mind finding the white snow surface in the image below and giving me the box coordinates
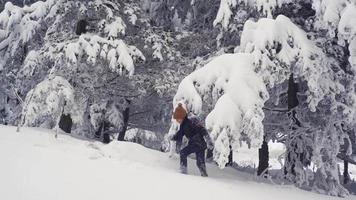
[1,125,355,200]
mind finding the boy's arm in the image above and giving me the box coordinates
[172,128,184,153]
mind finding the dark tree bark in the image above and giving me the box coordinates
[59,114,72,133]
[76,19,87,35]
[226,145,233,166]
[103,130,111,144]
[343,160,350,184]
[118,99,131,141]
[284,74,301,177]
[257,136,269,176]
[287,75,299,111]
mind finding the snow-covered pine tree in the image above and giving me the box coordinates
[209,0,356,195]
[312,0,356,187]
[0,0,209,143]
[0,0,152,140]
[239,14,355,196]
[170,13,355,196]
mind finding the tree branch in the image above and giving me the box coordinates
[262,107,288,113]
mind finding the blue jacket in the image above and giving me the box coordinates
[172,117,208,150]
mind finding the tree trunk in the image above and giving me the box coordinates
[257,136,269,176]
[284,74,301,177]
[343,160,350,184]
[76,19,88,35]
[118,99,131,141]
[226,146,233,166]
[103,132,111,144]
[59,114,72,133]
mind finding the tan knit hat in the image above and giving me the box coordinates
[173,103,187,120]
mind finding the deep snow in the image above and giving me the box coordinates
[0,125,355,200]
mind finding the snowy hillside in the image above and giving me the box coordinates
[0,125,355,200]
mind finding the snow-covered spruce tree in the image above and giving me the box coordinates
[0,0,200,143]
[0,1,57,126]
[312,0,356,186]
[240,15,356,196]
[211,1,316,172]
[213,0,356,194]
[0,0,154,140]
[170,14,354,196]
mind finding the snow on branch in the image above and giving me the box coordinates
[0,1,56,69]
[313,0,356,73]
[337,3,356,73]
[213,0,293,29]
[104,17,126,38]
[64,34,145,76]
[312,0,349,37]
[213,0,238,29]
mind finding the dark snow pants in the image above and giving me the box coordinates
[180,143,206,169]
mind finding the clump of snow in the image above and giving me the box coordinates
[18,50,41,77]
[213,0,238,29]
[337,3,356,73]
[152,42,164,61]
[104,17,126,38]
[124,6,139,25]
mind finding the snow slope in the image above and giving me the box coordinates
[0,125,355,200]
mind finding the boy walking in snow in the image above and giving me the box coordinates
[171,103,214,177]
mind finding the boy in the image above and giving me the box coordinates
[171,103,213,176]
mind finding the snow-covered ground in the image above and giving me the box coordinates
[0,125,355,200]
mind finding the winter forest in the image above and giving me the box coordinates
[0,0,356,199]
